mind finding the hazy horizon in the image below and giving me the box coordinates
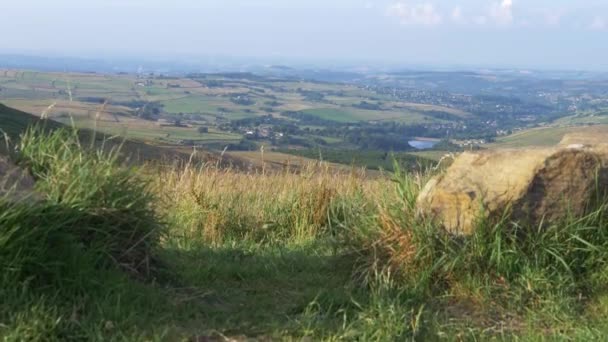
[2,0,608,71]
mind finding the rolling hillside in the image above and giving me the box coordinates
[0,102,230,165]
[0,103,61,139]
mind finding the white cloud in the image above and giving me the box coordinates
[543,11,563,27]
[451,6,465,24]
[387,2,442,26]
[489,0,514,26]
[589,16,607,30]
[385,1,607,31]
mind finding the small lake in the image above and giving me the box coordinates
[409,140,438,150]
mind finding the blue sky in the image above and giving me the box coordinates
[2,0,607,70]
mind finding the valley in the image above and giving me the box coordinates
[3,67,607,170]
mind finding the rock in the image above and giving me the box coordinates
[0,156,36,201]
[417,146,608,235]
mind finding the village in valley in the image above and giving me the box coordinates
[2,61,607,170]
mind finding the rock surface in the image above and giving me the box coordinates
[0,156,36,201]
[417,145,608,235]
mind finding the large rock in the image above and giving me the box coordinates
[0,156,36,201]
[417,145,608,235]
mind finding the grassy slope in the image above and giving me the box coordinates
[4,126,608,340]
[554,109,608,126]
[280,148,433,172]
[490,126,576,148]
[0,102,229,165]
[0,103,61,139]
[489,123,608,149]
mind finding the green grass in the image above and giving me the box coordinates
[491,126,575,148]
[160,96,222,114]
[0,126,169,340]
[4,127,608,339]
[301,107,433,124]
[554,110,608,125]
[56,117,242,144]
[301,108,361,123]
[5,79,608,339]
[280,148,433,171]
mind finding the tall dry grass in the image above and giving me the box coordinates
[154,162,394,248]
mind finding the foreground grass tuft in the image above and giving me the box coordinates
[16,125,162,277]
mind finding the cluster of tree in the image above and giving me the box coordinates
[282,111,342,127]
[82,99,164,120]
[219,109,501,151]
[273,136,314,148]
[226,139,259,151]
[78,96,107,104]
[225,113,414,151]
[111,100,149,108]
[203,139,259,152]
[467,94,554,123]
[422,110,463,121]
[264,100,282,107]
[344,131,413,151]
[259,107,276,113]
[230,95,255,106]
[353,101,382,110]
[188,72,277,83]
[135,102,164,120]
[297,89,325,102]
[221,115,301,139]
[156,75,179,80]
[431,139,463,152]
[280,148,433,172]
[249,87,266,94]
[201,80,224,88]
[318,119,497,141]
[224,114,288,129]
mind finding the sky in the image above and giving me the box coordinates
[2,0,607,70]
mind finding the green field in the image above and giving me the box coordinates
[160,96,225,114]
[301,108,360,122]
[281,148,433,171]
[490,126,577,148]
[301,107,432,123]
[2,69,468,124]
[9,68,604,168]
[553,110,608,126]
[54,116,242,144]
